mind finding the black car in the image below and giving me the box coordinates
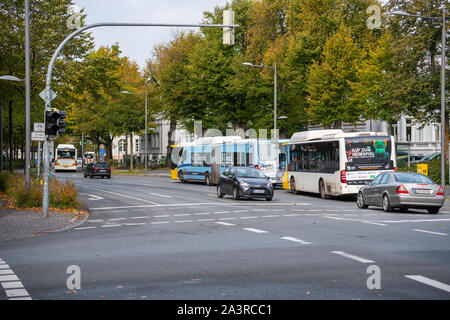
[84,162,111,179]
[217,166,274,201]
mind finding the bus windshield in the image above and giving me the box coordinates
[345,136,394,171]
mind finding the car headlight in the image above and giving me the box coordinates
[266,182,273,188]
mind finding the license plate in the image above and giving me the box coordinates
[414,189,431,194]
[100,170,106,172]
[253,189,265,194]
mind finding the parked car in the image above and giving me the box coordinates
[217,166,274,201]
[411,152,440,164]
[83,162,111,179]
[357,171,444,214]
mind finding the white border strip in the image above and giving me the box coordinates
[332,251,375,264]
[405,275,450,293]
[0,258,31,300]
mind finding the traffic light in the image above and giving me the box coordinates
[57,110,67,135]
[45,110,60,136]
[223,9,235,46]
[45,110,67,136]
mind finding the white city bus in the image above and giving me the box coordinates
[286,130,397,198]
[55,144,78,171]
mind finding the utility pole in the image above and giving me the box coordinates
[25,0,31,190]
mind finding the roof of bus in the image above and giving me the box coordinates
[289,130,390,143]
[56,144,76,149]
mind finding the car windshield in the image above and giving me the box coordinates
[394,173,434,184]
[235,167,266,178]
[95,163,109,168]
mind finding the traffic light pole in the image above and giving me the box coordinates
[41,20,238,218]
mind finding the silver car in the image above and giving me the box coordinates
[357,172,445,214]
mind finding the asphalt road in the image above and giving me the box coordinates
[1,172,449,300]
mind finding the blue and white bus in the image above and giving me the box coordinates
[176,136,289,186]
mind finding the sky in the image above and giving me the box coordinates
[73,0,230,69]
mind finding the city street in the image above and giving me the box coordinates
[1,172,449,300]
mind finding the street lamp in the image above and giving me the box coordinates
[388,8,447,187]
[242,62,278,135]
[121,78,150,175]
[0,75,24,173]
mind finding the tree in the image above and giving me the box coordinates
[306,23,363,128]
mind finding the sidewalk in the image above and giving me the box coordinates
[0,196,89,242]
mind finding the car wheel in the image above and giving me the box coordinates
[178,171,185,183]
[89,174,93,179]
[217,184,224,198]
[319,179,327,199]
[428,208,439,214]
[205,173,211,186]
[357,192,368,209]
[382,194,393,212]
[232,186,240,200]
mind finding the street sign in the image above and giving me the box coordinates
[100,148,106,156]
[34,123,45,132]
[31,131,45,141]
[39,89,57,102]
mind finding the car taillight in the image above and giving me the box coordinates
[396,185,409,194]
[106,167,111,171]
[254,165,260,170]
[394,167,398,172]
[93,167,99,170]
[340,170,346,184]
[437,186,444,196]
[55,161,59,165]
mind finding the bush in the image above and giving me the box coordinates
[5,175,79,209]
[0,172,9,192]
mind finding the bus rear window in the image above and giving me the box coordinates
[57,150,75,159]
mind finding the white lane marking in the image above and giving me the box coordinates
[193,212,211,215]
[324,216,345,220]
[75,227,97,230]
[131,216,149,219]
[219,217,237,220]
[1,281,24,289]
[214,211,230,214]
[153,215,169,218]
[197,219,215,222]
[90,188,160,205]
[240,216,258,219]
[174,214,191,217]
[243,228,269,234]
[233,210,249,213]
[125,223,147,226]
[175,220,194,223]
[109,218,126,221]
[101,224,121,228]
[413,229,447,236]
[405,275,450,293]
[87,194,104,201]
[9,297,32,300]
[6,288,30,298]
[90,202,223,210]
[0,264,11,269]
[88,219,104,223]
[0,269,14,275]
[0,275,19,282]
[332,251,375,264]
[262,215,280,218]
[379,218,450,223]
[283,214,302,217]
[132,209,146,212]
[149,192,172,198]
[280,236,311,245]
[111,210,128,213]
[151,221,169,225]
[216,222,235,226]
[362,221,388,226]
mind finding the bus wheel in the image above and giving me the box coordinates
[205,173,211,186]
[290,177,296,194]
[319,179,327,199]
